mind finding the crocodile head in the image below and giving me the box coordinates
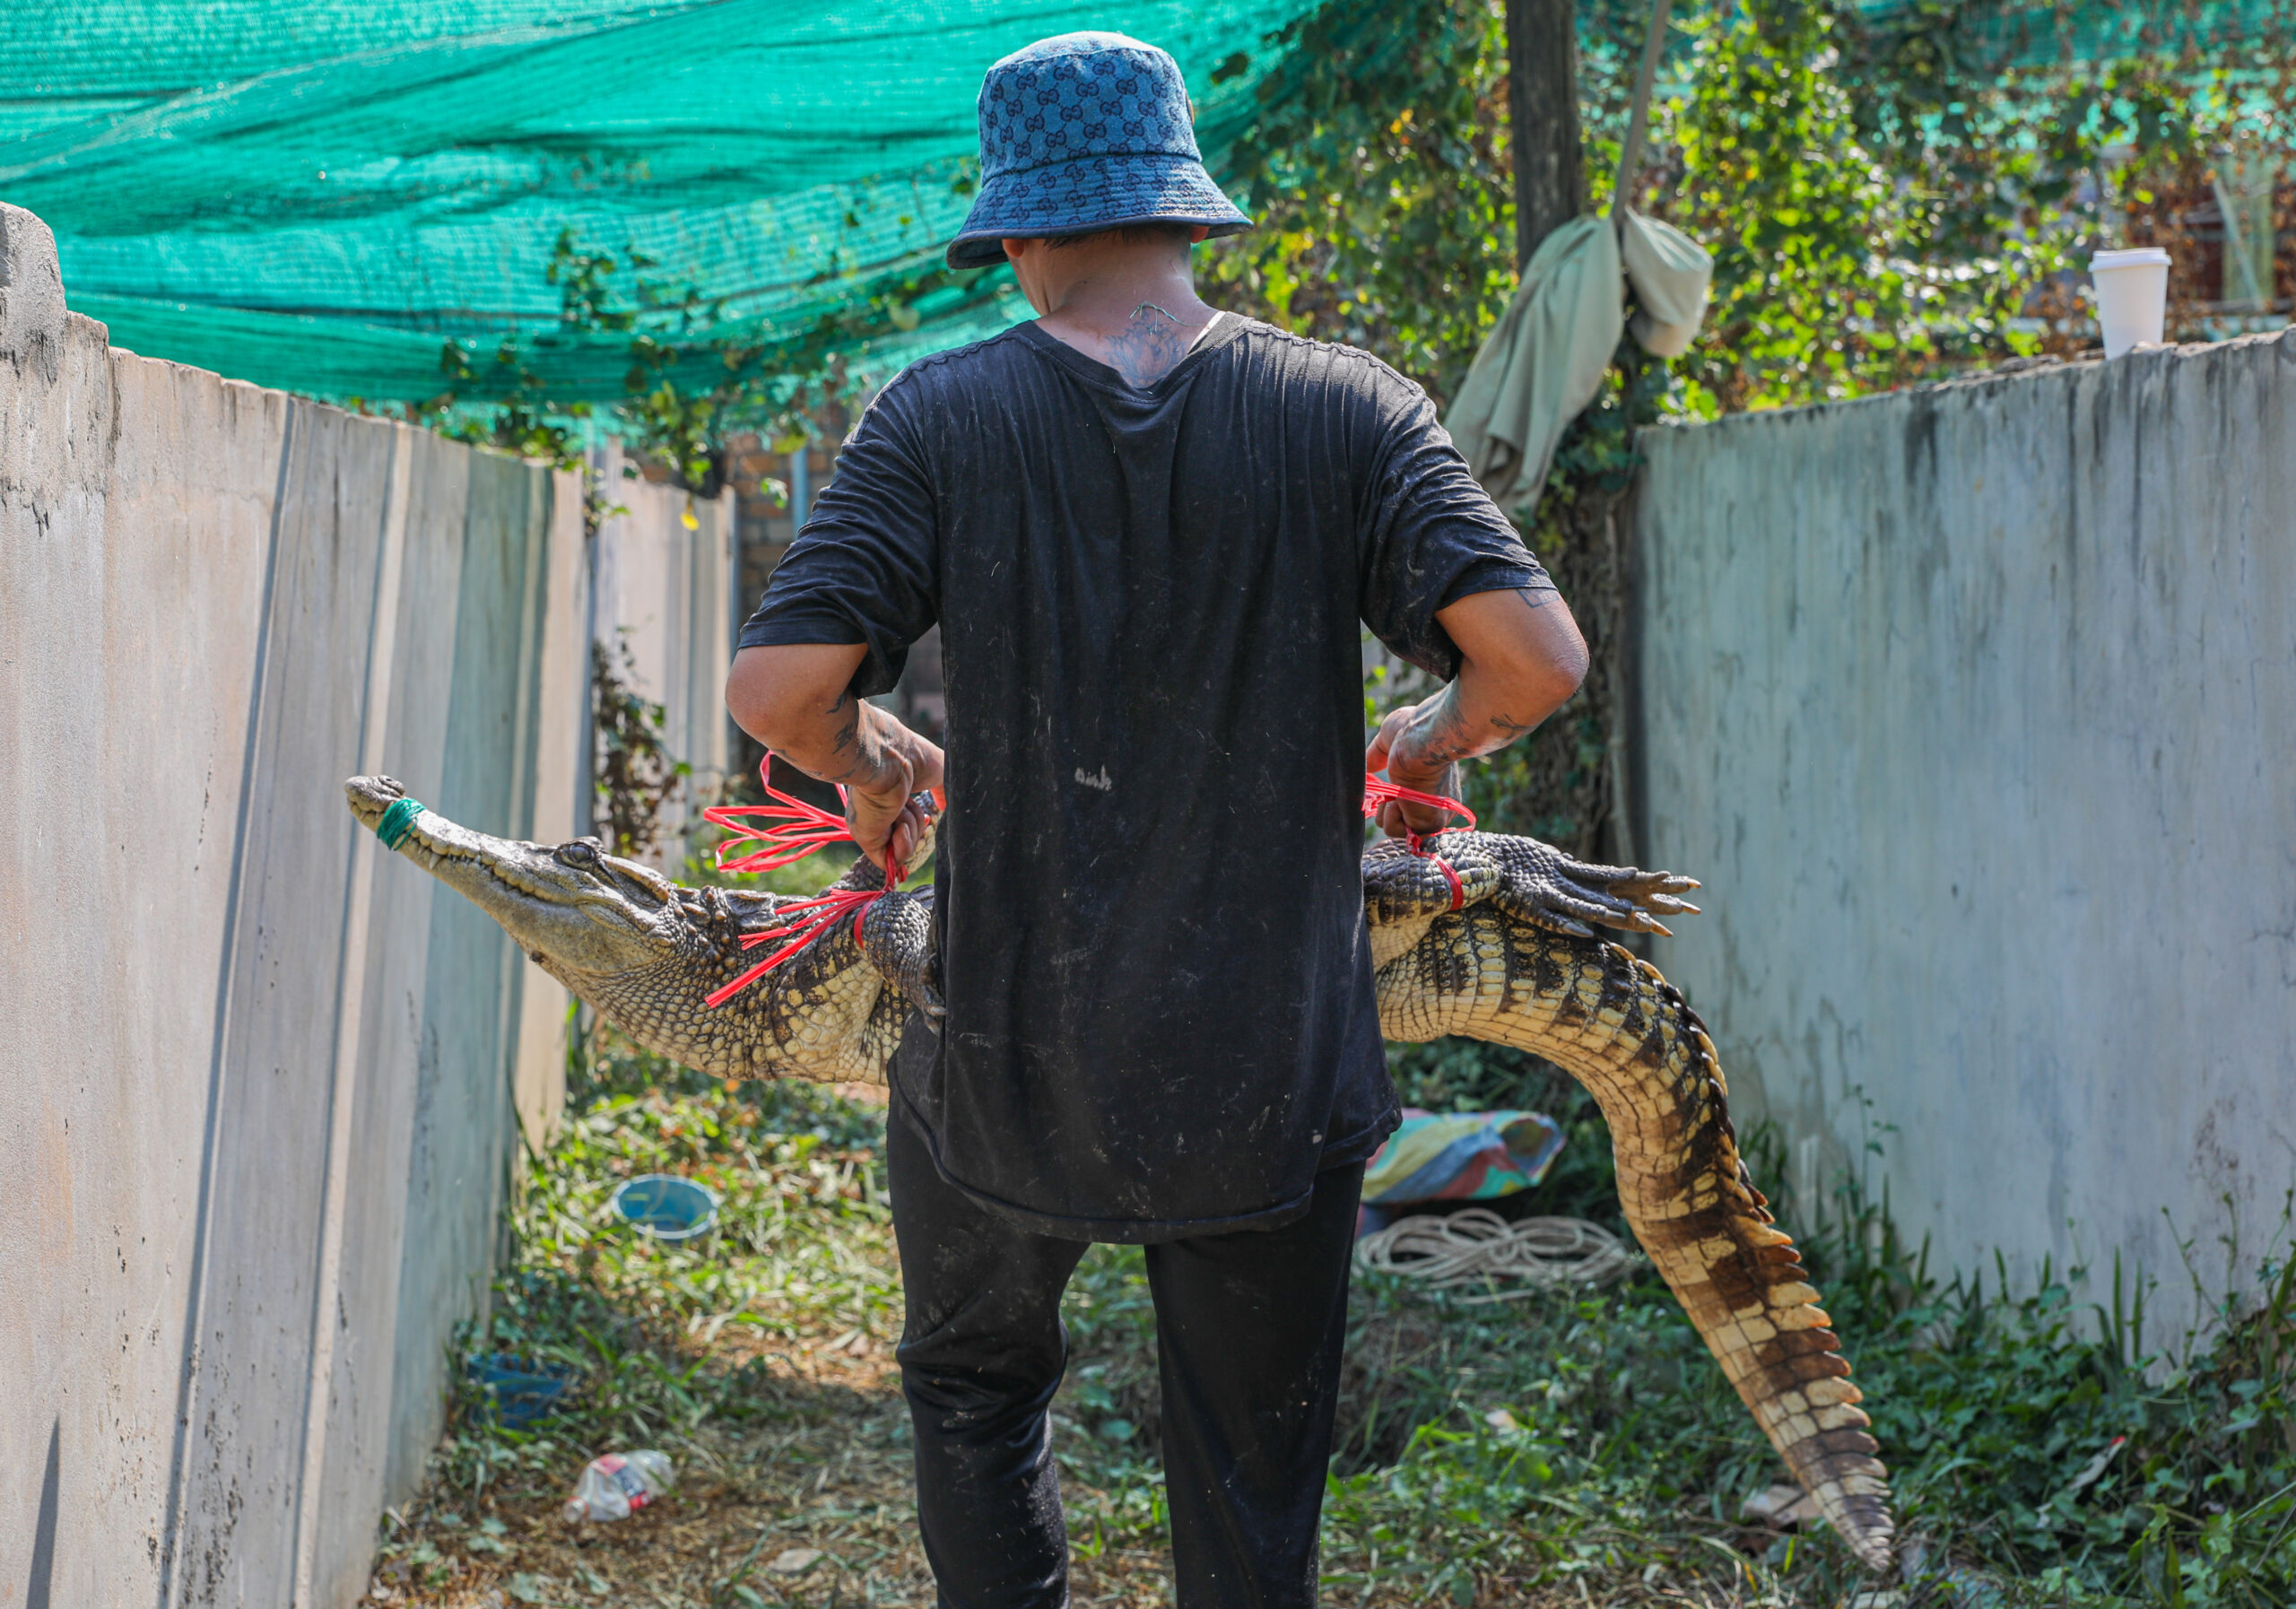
[345,774,690,980]
[344,775,935,1083]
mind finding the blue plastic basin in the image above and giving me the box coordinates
[611,1173,719,1241]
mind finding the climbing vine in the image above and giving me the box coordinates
[1208,0,2295,858]
[590,633,688,860]
[421,220,1004,493]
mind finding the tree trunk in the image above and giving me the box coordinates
[1507,0,1586,268]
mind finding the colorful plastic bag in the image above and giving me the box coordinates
[1357,1109,1566,1236]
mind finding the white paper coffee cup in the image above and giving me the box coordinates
[2090,247,2170,358]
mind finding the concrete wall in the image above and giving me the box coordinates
[1631,331,2296,1347]
[0,204,721,1605]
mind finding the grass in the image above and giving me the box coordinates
[367,1031,2296,1608]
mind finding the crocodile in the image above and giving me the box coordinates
[344,774,1895,1571]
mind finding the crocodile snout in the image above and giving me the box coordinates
[344,774,407,831]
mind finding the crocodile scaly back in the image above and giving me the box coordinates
[1376,899,1896,1572]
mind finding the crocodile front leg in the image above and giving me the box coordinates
[1363,830,1700,969]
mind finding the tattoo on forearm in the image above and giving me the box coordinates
[825,692,859,761]
[1402,683,1479,768]
[1397,683,1539,772]
[789,698,914,795]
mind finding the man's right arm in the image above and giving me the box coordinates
[1364,586,1589,838]
[726,643,944,875]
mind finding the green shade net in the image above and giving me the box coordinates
[0,0,1325,403]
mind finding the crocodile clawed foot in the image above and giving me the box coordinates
[1483,835,1703,938]
[857,889,942,1017]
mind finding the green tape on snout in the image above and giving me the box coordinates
[375,796,425,850]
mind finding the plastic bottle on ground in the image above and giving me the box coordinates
[561,1449,674,1522]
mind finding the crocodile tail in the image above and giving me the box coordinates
[1376,907,1897,1573]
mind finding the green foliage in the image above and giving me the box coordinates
[552,230,763,495]
[1219,0,2296,429]
[426,339,595,473]
[434,1037,893,1501]
[1825,1201,2296,1597]
[1205,0,1518,405]
[1663,0,2049,413]
[589,632,687,860]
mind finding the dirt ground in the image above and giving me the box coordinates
[357,1066,1875,1609]
[369,1326,1229,1609]
[367,1077,1201,1609]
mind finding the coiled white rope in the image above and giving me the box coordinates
[1354,1208,1639,1301]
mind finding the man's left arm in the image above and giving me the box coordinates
[1364,587,1587,837]
[1355,376,1588,837]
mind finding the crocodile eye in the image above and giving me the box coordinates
[556,839,604,870]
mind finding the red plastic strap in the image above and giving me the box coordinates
[1362,772,1475,857]
[701,755,857,874]
[702,754,912,1010]
[1362,774,1475,831]
[703,885,888,1009]
[1432,856,1464,912]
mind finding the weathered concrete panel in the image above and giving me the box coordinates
[173,395,396,1605]
[1,274,279,1608]
[513,477,588,1150]
[0,203,596,1607]
[379,448,544,1539]
[1633,332,2296,1344]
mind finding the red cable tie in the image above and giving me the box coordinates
[1362,772,1475,857]
[701,752,857,874]
[701,754,913,1009]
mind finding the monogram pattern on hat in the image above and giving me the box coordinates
[979,33,1202,178]
[946,30,1251,269]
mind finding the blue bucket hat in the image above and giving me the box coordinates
[945,32,1252,270]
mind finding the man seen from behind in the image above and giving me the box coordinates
[726,32,1591,1609]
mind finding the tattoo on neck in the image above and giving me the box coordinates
[1105,304,1194,389]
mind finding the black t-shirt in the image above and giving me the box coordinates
[741,317,1551,1242]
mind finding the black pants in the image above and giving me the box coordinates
[888,1113,1363,1609]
